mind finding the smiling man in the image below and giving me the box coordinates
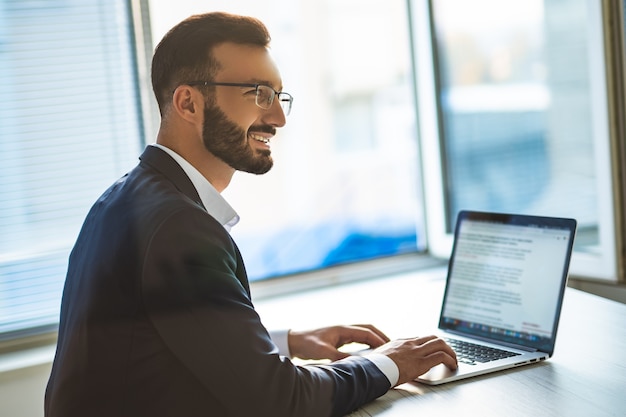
[44,12,456,417]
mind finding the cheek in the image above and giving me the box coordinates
[215,97,260,130]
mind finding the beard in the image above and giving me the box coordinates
[201,101,274,175]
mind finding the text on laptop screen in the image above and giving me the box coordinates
[442,218,572,346]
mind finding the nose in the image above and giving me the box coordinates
[262,97,287,128]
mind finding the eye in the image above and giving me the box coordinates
[256,86,274,104]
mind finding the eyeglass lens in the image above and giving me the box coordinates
[255,85,292,115]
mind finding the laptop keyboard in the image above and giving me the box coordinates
[445,338,521,365]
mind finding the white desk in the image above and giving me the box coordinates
[254,267,626,416]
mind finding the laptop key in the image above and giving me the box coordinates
[456,353,478,365]
[445,338,520,365]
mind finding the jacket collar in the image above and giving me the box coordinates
[139,145,204,209]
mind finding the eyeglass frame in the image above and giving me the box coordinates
[184,81,293,115]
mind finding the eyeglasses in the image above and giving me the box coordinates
[186,81,293,116]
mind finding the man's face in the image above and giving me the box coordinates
[201,42,287,175]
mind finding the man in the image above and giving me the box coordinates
[45,12,457,417]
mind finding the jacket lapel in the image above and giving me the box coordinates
[138,145,251,297]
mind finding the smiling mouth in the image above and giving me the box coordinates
[249,132,270,144]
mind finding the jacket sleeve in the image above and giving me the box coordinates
[141,207,390,417]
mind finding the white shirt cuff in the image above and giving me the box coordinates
[269,330,398,386]
[363,353,399,387]
[269,329,291,357]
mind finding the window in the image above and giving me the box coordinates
[1,0,623,342]
[410,0,624,281]
[0,0,143,339]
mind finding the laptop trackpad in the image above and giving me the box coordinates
[417,363,458,383]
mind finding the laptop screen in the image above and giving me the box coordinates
[439,211,577,354]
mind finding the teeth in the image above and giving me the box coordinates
[250,133,269,144]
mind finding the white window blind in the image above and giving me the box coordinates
[0,0,143,339]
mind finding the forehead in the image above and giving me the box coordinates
[212,42,283,89]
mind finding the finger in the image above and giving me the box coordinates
[414,335,439,344]
[327,349,351,361]
[417,337,458,364]
[396,351,457,385]
[425,351,458,370]
[340,326,389,348]
[351,324,391,343]
[312,340,352,362]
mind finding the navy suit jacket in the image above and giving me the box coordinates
[44,146,390,417]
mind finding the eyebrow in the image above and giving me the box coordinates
[247,78,284,92]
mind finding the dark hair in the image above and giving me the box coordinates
[151,12,271,115]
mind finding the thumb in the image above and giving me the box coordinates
[328,349,351,361]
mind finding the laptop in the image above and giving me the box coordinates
[417,210,577,385]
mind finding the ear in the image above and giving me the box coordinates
[171,85,203,123]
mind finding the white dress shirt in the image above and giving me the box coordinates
[150,144,399,386]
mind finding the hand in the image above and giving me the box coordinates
[288,324,390,361]
[374,335,458,386]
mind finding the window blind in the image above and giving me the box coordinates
[0,0,143,339]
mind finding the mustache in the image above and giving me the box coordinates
[248,125,276,136]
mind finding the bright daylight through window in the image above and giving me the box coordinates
[1,0,622,342]
[433,0,598,237]
[0,0,142,338]
[414,0,620,280]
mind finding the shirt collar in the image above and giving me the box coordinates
[151,144,240,231]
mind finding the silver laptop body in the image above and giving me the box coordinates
[417,210,576,385]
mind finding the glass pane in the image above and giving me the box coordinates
[431,0,598,251]
[149,0,425,281]
[0,0,142,337]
